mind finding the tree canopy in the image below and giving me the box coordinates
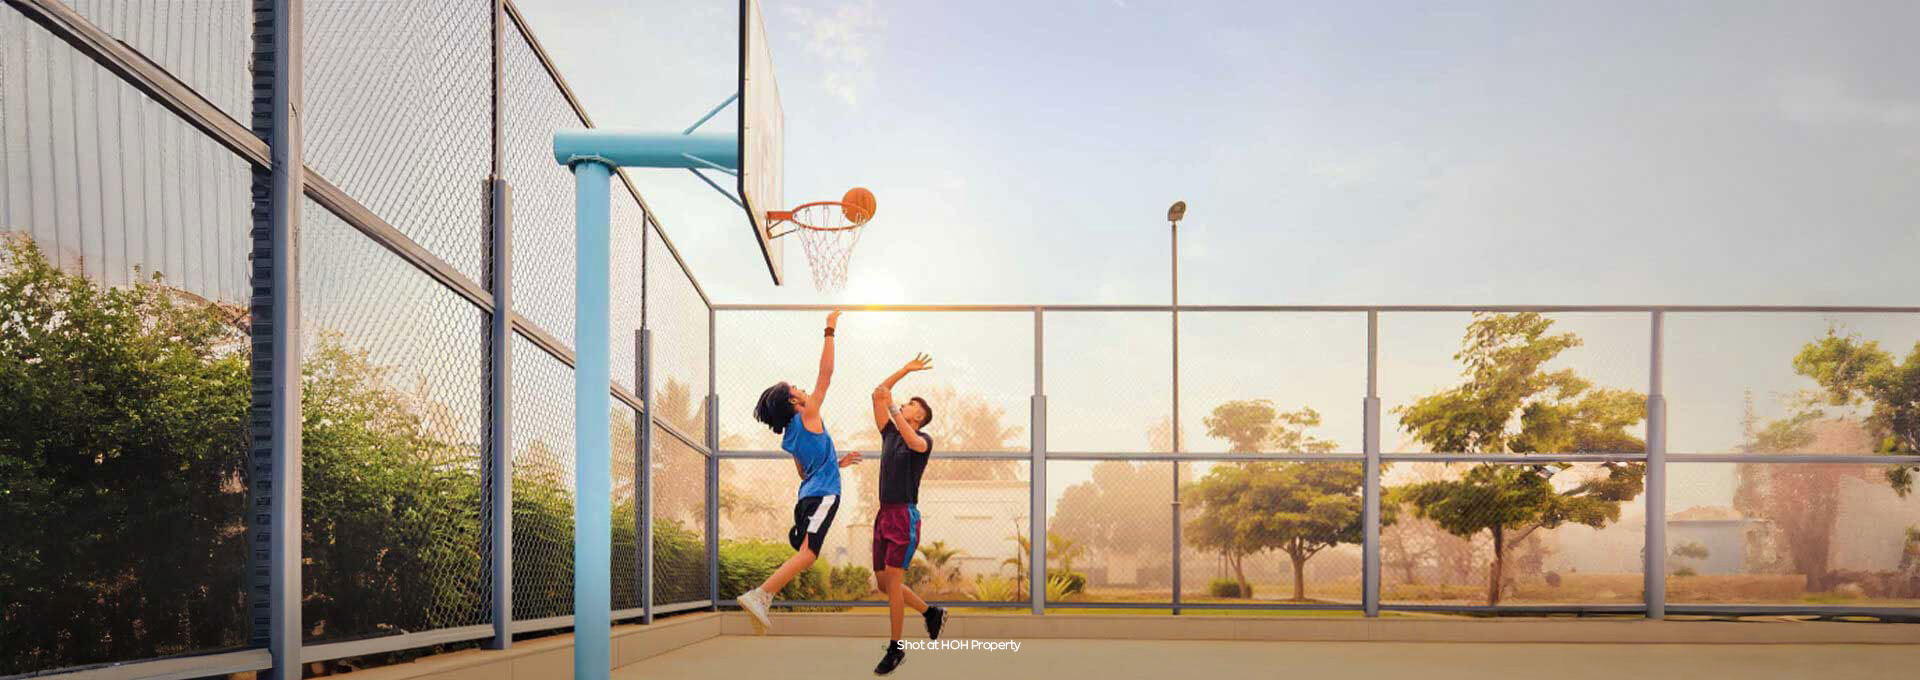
[1392,313,1645,605]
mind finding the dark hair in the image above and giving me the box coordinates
[909,396,933,428]
[755,382,798,434]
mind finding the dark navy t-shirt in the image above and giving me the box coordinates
[877,421,933,505]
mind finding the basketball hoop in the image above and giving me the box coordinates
[767,187,877,291]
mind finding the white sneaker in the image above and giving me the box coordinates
[735,588,773,634]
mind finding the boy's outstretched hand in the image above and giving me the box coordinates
[838,451,862,467]
[903,353,934,373]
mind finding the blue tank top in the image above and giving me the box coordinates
[782,412,840,498]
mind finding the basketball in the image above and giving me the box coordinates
[841,187,877,223]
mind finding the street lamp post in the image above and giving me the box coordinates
[1167,200,1185,615]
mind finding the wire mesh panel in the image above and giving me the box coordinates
[646,224,711,438]
[1046,460,1175,604]
[303,0,492,283]
[1379,461,1647,606]
[1665,312,1920,455]
[63,0,252,121]
[716,310,1032,453]
[502,21,578,348]
[1045,312,1172,453]
[1179,460,1365,605]
[608,195,645,396]
[1179,313,1367,454]
[653,433,711,605]
[1668,462,1920,607]
[1379,312,1649,454]
[0,6,252,302]
[299,199,490,642]
[509,334,576,621]
[611,402,639,612]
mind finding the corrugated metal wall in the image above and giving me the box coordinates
[0,5,251,303]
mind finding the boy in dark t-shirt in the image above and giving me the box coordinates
[868,353,943,675]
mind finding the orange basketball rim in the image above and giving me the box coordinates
[766,187,877,291]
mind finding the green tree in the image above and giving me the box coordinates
[1184,462,1369,600]
[1204,400,1338,454]
[1186,400,1356,600]
[1789,328,1920,495]
[0,238,249,673]
[1393,313,1646,605]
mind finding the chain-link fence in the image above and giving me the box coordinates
[0,1,721,676]
[713,306,1920,620]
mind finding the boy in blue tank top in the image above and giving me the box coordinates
[735,311,861,634]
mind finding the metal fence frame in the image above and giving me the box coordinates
[710,303,1920,620]
[7,0,1920,678]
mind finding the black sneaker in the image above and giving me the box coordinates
[924,606,948,640]
[874,640,906,675]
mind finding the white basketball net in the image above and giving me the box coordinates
[787,202,869,291]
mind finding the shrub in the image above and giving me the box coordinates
[1673,567,1697,578]
[1044,573,1082,602]
[653,520,706,604]
[718,539,829,601]
[1545,571,1562,587]
[905,562,931,588]
[826,563,874,600]
[1208,578,1251,598]
[970,575,1019,601]
[1046,569,1087,595]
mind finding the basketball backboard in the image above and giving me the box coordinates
[739,0,785,285]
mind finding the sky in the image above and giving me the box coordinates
[512,1,1920,512]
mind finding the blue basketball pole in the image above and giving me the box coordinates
[570,158,614,680]
[557,130,742,680]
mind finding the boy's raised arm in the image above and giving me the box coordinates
[805,311,840,421]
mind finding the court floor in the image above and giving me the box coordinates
[613,634,1914,679]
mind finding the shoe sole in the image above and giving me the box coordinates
[735,595,771,635]
[875,655,906,676]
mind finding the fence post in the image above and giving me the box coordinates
[249,1,304,677]
[707,305,721,609]
[637,329,654,624]
[1030,309,1046,615]
[1646,311,1667,620]
[1171,290,1182,614]
[485,179,514,647]
[483,0,514,651]
[1363,311,1381,617]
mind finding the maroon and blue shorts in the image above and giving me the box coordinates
[871,503,920,572]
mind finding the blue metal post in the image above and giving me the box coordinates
[572,160,613,680]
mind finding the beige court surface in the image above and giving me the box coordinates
[613,635,1916,680]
